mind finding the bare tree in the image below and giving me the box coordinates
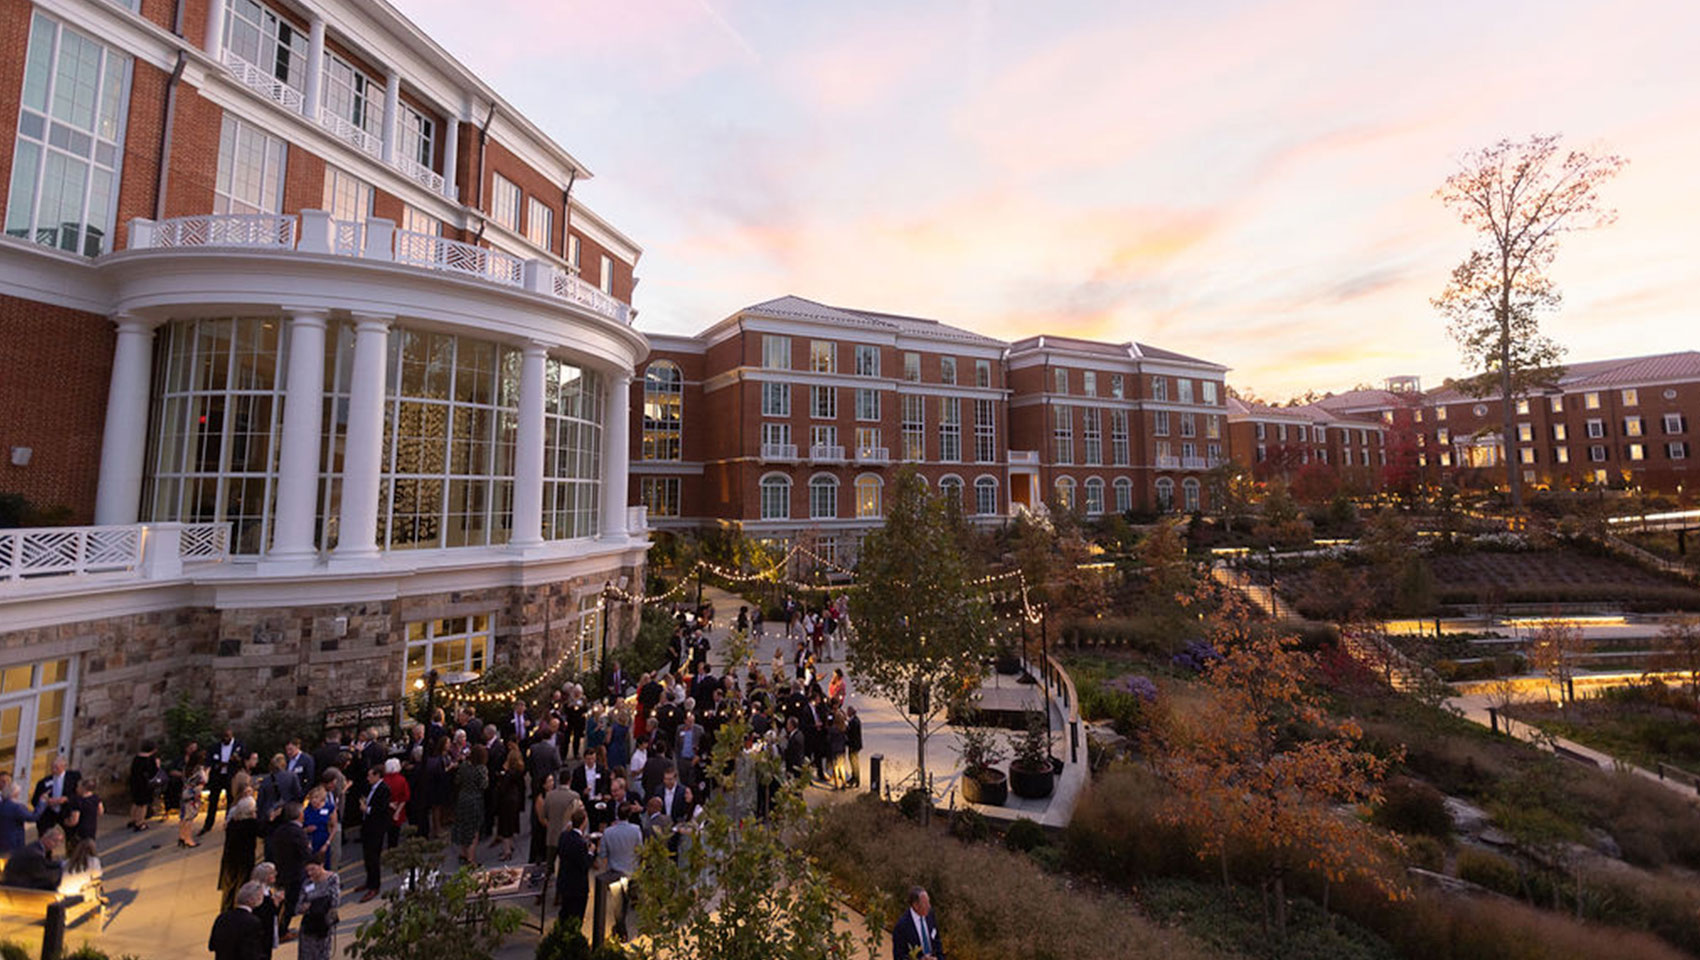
[1433,134,1625,510]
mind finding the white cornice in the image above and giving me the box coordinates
[0,239,114,315]
[629,462,706,476]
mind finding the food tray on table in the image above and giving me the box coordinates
[476,863,548,899]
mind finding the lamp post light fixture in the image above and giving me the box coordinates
[599,581,626,701]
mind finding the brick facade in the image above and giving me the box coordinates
[0,294,114,520]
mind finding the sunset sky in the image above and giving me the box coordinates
[395,0,1700,399]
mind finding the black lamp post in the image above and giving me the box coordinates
[600,581,624,700]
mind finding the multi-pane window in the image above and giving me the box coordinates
[1435,405,1448,421]
[1584,392,1600,410]
[1052,406,1073,463]
[1623,389,1639,406]
[1296,425,1307,442]
[810,340,836,373]
[1179,414,1196,438]
[856,427,882,458]
[975,360,991,388]
[1082,409,1102,465]
[213,115,287,215]
[810,475,838,520]
[224,0,309,88]
[854,345,880,377]
[1255,423,1267,441]
[1084,477,1104,515]
[1516,398,1531,415]
[760,476,790,520]
[1177,379,1194,403]
[1113,477,1133,513]
[902,395,925,461]
[1082,371,1097,396]
[1670,442,1689,460]
[322,53,382,145]
[760,422,791,451]
[855,389,880,422]
[599,255,613,295]
[397,103,434,168]
[641,477,681,517]
[1520,448,1536,464]
[761,382,790,417]
[811,386,837,419]
[567,234,581,271]
[855,475,881,518]
[322,165,373,222]
[1053,368,1068,394]
[142,318,287,555]
[401,205,440,236]
[1155,478,1173,512]
[939,398,962,462]
[404,615,490,695]
[940,357,957,385]
[6,13,131,256]
[939,476,963,511]
[1516,422,1534,443]
[1586,419,1605,439]
[811,425,838,452]
[1154,410,1170,436]
[1552,423,1568,441]
[1151,377,1167,401]
[1054,477,1076,512]
[1277,424,1288,442]
[974,399,996,462]
[1183,478,1201,512]
[1110,374,1125,399]
[1554,447,1570,464]
[1202,381,1218,405]
[1628,443,1646,462]
[763,335,791,370]
[1110,411,1130,465]
[542,360,603,541]
[526,197,554,250]
[642,361,682,461]
[1550,395,1564,413]
[903,352,920,382]
[975,476,998,516]
[1665,413,1687,434]
[1206,415,1221,440]
[1624,416,1644,438]
[1589,445,1607,462]
[490,174,521,232]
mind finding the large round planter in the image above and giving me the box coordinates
[994,655,1022,676]
[960,768,1008,806]
[1008,761,1055,800]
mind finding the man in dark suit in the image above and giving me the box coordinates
[555,808,593,933]
[265,802,311,941]
[607,661,628,702]
[30,754,80,836]
[311,731,344,784]
[528,722,562,787]
[891,886,944,960]
[201,727,246,835]
[656,768,692,824]
[208,881,268,960]
[502,699,532,744]
[570,751,611,804]
[1,825,62,889]
[356,766,390,902]
[283,739,316,788]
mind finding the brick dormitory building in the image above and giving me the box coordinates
[0,0,648,781]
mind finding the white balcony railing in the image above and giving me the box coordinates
[760,443,799,462]
[319,110,384,158]
[129,213,632,324]
[1156,455,1181,469]
[1008,450,1040,466]
[810,445,847,464]
[1,522,229,583]
[1182,456,1209,470]
[855,446,890,464]
[222,51,306,115]
[393,229,523,287]
[393,152,447,195]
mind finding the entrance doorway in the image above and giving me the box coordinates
[0,657,76,784]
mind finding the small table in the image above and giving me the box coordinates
[468,863,550,933]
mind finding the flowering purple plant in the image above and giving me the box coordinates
[1108,674,1158,702]
[1172,639,1222,674]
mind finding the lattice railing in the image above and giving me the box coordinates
[393,230,523,286]
[151,214,297,249]
[551,269,631,324]
[178,523,231,561]
[332,219,364,258]
[319,110,384,158]
[1,525,141,580]
[393,153,447,195]
[222,51,307,115]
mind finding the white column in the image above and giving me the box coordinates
[442,114,461,200]
[511,343,548,548]
[333,315,391,560]
[303,17,326,121]
[381,73,401,164]
[269,309,330,559]
[204,0,227,63]
[600,372,632,541]
[94,315,158,525]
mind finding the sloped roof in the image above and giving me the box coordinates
[1557,351,1700,388]
[736,295,1007,347]
[1007,334,1227,370]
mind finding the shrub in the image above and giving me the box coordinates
[1003,817,1046,853]
[1579,863,1700,956]
[950,807,991,843]
[536,925,593,960]
[1455,847,1521,897]
[1140,878,1396,960]
[897,787,930,823]
[1403,834,1447,872]
[1,945,33,960]
[1370,777,1453,839]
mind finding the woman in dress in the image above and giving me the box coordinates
[217,783,259,911]
[425,736,454,838]
[492,744,527,862]
[128,740,160,831]
[528,772,554,865]
[451,743,489,863]
[296,860,341,960]
[605,707,631,776]
[178,753,208,848]
[302,784,338,865]
[57,837,103,904]
[828,668,847,706]
[828,710,850,790]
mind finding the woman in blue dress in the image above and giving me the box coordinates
[302,784,338,865]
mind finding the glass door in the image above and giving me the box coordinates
[0,657,75,783]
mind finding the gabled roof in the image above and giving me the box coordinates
[1006,334,1227,371]
[733,295,1008,347]
[1556,351,1700,389]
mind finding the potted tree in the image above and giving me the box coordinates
[954,721,1009,806]
[993,636,1023,676]
[1007,710,1055,800]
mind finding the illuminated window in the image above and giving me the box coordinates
[855,345,880,377]
[854,474,882,518]
[640,477,680,517]
[1084,477,1104,515]
[809,475,838,520]
[810,340,836,373]
[763,335,790,370]
[642,361,682,461]
[903,352,920,382]
[1054,476,1076,512]
[759,475,790,520]
[404,614,491,694]
[974,476,998,516]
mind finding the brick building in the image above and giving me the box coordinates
[0,0,648,781]
[1225,397,1388,494]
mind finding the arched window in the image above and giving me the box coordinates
[974,476,999,516]
[1084,477,1105,516]
[855,474,883,518]
[642,360,682,461]
[1155,477,1175,513]
[939,475,964,511]
[1113,477,1133,514]
[1182,477,1201,513]
[760,474,791,520]
[809,474,838,520]
[1054,476,1076,512]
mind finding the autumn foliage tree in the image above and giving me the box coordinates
[1147,589,1402,935]
[1528,619,1586,703]
[1434,134,1625,509]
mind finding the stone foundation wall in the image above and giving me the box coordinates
[1,558,644,791]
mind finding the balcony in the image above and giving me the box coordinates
[1,522,229,585]
[810,445,847,464]
[1156,455,1181,469]
[222,51,305,115]
[318,110,383,159]
[1181,456,1209,470]
[855,446,890,465]
[760,443,799,463]
[126,212,632,325]
[1008,450,1040,466]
